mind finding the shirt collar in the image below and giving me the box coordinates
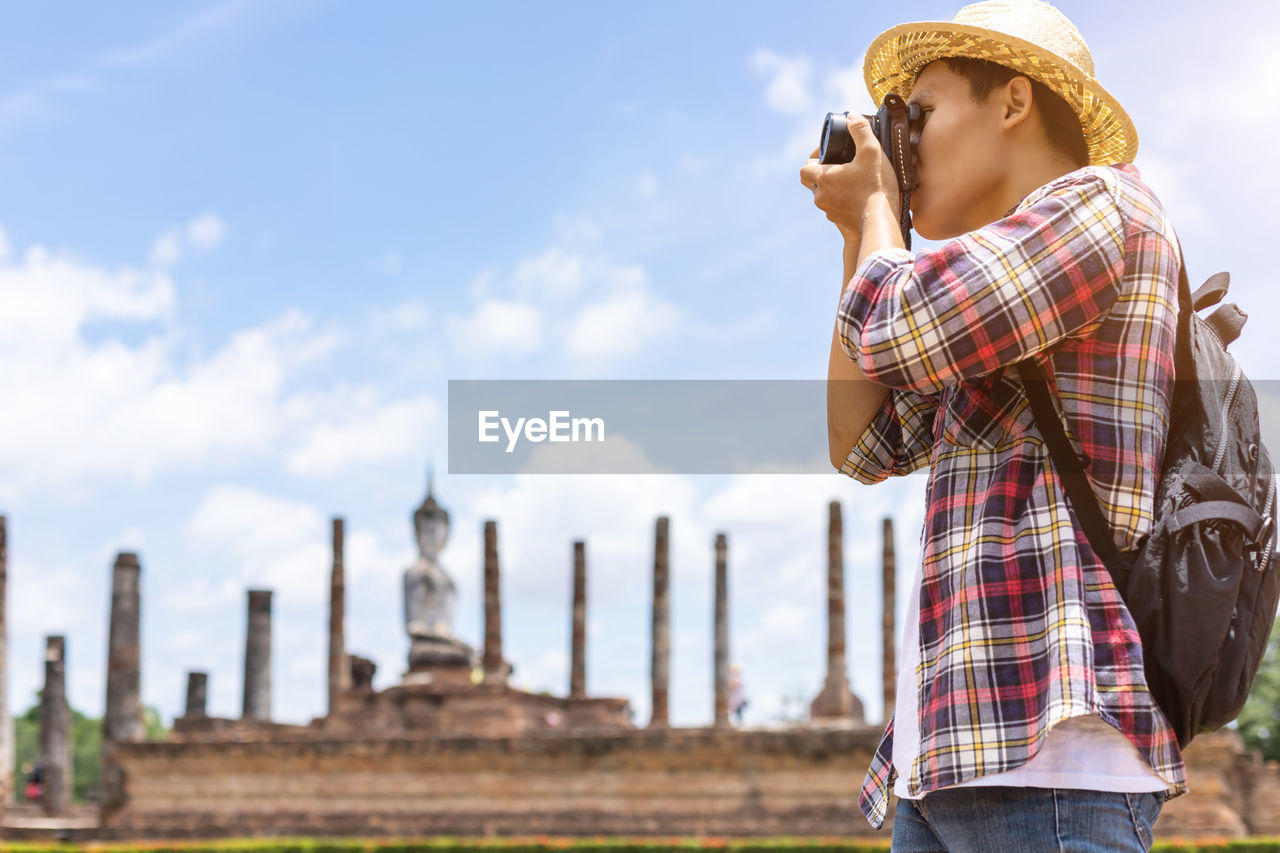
[1003,163,1140,218]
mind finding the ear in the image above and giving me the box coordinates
[1001,76,1035,129]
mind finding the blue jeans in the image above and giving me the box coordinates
[891,787,1163,852]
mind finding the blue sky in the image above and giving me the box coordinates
[1,0,1277,733]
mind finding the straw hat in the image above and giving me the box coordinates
[862,0,1137,166]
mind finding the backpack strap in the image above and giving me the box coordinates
[1205,303,1247,347]
[1014,239,1196,576]
[1016,360,1124,570]
[1191,271,1230,311]
[1166,501,1265,539]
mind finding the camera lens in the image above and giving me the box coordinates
[819,111,855,165]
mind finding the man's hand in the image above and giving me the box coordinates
[799,114,901,239]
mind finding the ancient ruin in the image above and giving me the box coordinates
[713,533,729,727]
[810,501,865,723]
[242,590,273,722]
[39,636,70,816]
[101,551,144,817]
[0,485,1278,842]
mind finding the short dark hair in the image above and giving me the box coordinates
[939,57,1089,169]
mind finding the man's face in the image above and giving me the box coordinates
[906,60,1012,240]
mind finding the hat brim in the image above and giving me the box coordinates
[863,21,1138,166]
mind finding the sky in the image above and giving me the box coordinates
[0,0,1277,734]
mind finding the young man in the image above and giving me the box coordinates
[800,2,1186,850]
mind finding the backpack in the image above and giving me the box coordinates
[1018,244,1279,749]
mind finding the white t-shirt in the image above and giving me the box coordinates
[892,566,1169,800]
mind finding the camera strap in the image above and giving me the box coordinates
[881,93,916,251]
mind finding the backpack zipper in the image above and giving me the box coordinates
[1258,477,1276,571]
[1211,363,1243,474]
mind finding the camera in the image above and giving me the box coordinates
[816,93,920,248]
[819,95,921,165]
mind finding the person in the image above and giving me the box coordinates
[800,2,1185,850]
[728,665,748,723]
[23,762,43,803]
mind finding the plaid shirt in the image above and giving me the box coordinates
[837,164,1188,829]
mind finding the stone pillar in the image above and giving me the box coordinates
[882,517,897,725]
[810,502,864,721]
[185,671,208,718]
[39,636,71,815]
[482,521,506,683]
[0,516,12,806]
[713,533,729,727]
[102,552,144,816]
[242,590,272,721]
[328,517,349,715]
[650,516,670,728]
[569,540,587,700]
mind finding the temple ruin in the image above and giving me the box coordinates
[0,476,1278,841]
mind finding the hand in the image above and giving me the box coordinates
[799,114,901,239]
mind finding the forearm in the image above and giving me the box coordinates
[857,190,906,267]
[827,232,890,469]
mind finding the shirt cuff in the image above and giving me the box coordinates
[837,391,900,484]
[838,248,915,366]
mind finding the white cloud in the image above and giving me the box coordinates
[466,268,498,301]
[156,575,244,615]
[824,61,870,113]
[516,433,668,475]
[346,527,415,586]
[514,247,584,300]
[186,212,227,251]
[148,212,227,268]
[677,154,706,173]
[368,299,430,333]
[751,51,875,171]
[761,600,807,638]
[447,298,544,359]
[7,551,106,717]
[93,527,148,567]
[148,230,183,267]
[0,245,174,348]
[286,392,440,478]
[176,485,419,718]
[635,171,660,199]
[562,288,680,361]
[100,0,254,68]
[0,238,344,499]
[751,49,814,116]
[462,473,703,608]
[184,485,329,604]
[551,212,604,244]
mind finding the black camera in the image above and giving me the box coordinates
[819,96,921,165]
[816,93,920,248]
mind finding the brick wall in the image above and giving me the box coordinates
[101,723,1280,840]
[103,726,885,839]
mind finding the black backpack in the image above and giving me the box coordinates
[1018,247,1279,749]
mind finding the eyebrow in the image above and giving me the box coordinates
[907,89,935,105]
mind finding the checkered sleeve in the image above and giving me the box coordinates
[837,173,1127,394]
[838,388,938,483]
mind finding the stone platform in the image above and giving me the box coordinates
[100,724,882,840]
[119,723,1280,842]
[174,678,633,742]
